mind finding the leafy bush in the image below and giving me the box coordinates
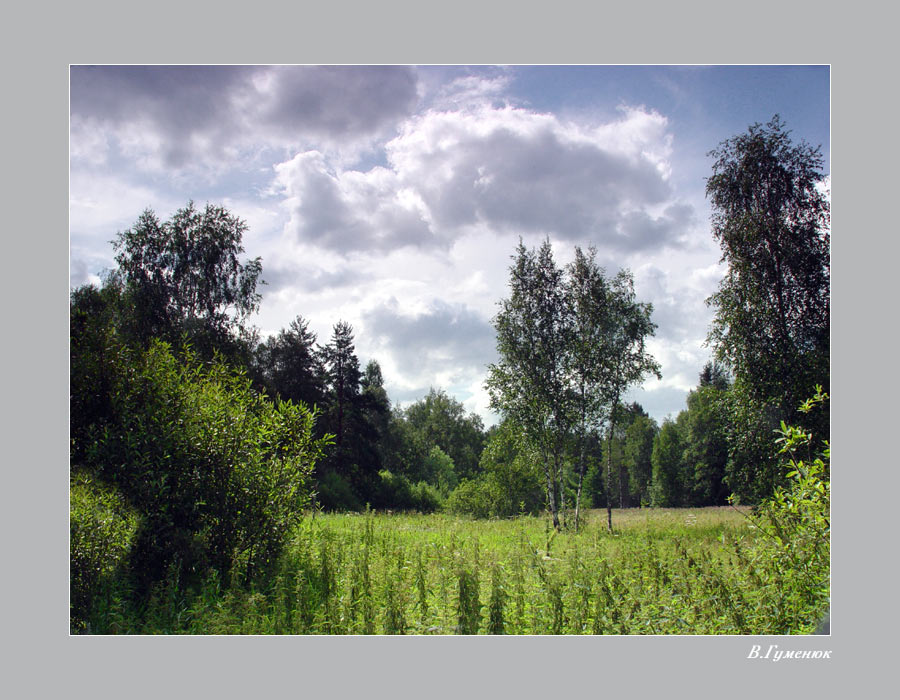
[422,445,458,496]
[446,420,544,518]
[731,387,830,632]
[83,339,331,588]
[408,481,443,513]
[372,470,413,509]
[445,478,495,518]
[372,470,442,512]
[70,472,139,632]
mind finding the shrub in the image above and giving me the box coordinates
[729,387,830,633]
[83,339,331,588]
[70,472,139,632]
[445,478,495,518]
[422,445,458,496]
[409,481,443,513]
[371,470,442,512]
[445,421,545,519]
[373,470,414,510]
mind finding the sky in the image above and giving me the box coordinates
[69,65,830,428]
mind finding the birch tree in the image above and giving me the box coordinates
[485,240,573,530]
[600,270,660,531]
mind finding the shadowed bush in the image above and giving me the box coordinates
[70,472,139,633]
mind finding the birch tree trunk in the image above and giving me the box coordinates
[605,403,618,533]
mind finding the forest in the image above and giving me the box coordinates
[70,116,830,634]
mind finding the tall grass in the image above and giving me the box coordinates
[78,505,827,635]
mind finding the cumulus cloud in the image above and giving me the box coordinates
[428,73,513,111]
[274,152,434,252]
[626,383,696,424]
[68,65,765,429]
[275,99,692,256]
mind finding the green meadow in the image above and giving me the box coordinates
[78,505,828,636]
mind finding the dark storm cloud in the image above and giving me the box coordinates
[71,66,257,167]
[364,298,497,379]
[71,66,253,128]
[260,66,419,142]
[70,66,420,168]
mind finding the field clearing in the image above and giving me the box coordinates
[84,504,830,636]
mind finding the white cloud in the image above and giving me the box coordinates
[273,151,435,252]
[272,100,689,261]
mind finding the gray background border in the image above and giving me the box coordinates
[7,0,890,695]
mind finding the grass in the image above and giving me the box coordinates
[76,504,828,635]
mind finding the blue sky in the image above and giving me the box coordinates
[69,65,830,427]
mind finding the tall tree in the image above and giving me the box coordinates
[682,365,731,505]
[651,418,686,507]
[486,239,573,530]
[253,315,325,410]
[600,271,661,530]
[705,116,830,500]
[699,360,730,391]
[565,246,613,530]
[320,321,362,480]
[358,359,392,487]
[111,201,263,360]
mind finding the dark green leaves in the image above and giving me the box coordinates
[111,201,263,358]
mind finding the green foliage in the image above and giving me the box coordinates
[456,568,481,634]
[83,339,330,588]
[78,493,828,635]
[422,445,459,496]
[319,321,363,478]
[681,383,730,505]
[445,419,545,518]
[624,415,657,506]
[401,388,485,481]
[111,201,263,359]
[253,315,325,409]
[445,478,495,519]
[705,116,829,500]
[317,324,391,507]
[315,471,363,512]
[487,240,659,530]
[651,419,686,507]
[486,239,572,528]
[408,481,443,513]
[728,387,830,632]
[70,472,139,632]
[381,406,429,480]
[372,470,442,513]
[487,565,507,634]
[722,379,784,503]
